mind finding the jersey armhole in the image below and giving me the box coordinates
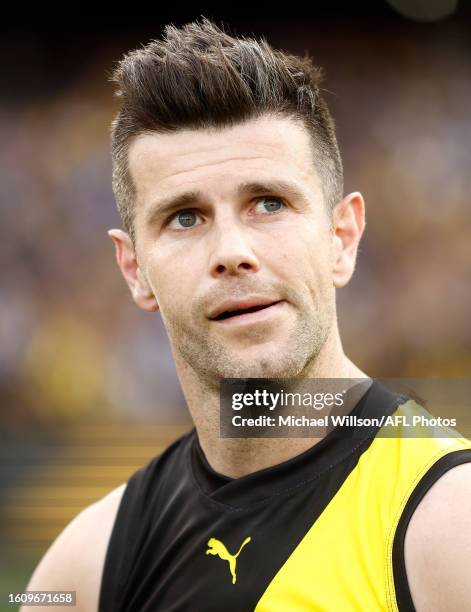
[392,449,471,612]
[98,467,146,612]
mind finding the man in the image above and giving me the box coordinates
[24,18,471,611]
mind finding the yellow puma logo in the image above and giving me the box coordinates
[205,536,252,584]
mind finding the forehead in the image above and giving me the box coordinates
[127,114,322,210]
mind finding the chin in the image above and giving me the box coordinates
[217,354,307,380]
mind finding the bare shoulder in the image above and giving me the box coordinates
[404,461,471,612]
[21,483,127,612]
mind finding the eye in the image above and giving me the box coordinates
[253,197,286,215]
[167,209,202,230]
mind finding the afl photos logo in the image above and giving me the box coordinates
[205,536,252,584]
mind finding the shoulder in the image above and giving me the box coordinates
[21,483,127,612]
[404,460,471,612]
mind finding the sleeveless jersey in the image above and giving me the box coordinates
[99,381,471,611]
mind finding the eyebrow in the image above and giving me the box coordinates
[144,180,307,227]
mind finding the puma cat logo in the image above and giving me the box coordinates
[205,536,252,584]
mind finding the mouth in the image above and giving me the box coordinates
[211,301,280,321]
[209,300,285,325]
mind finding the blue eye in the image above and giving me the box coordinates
[254,197,285,214]
[168,210,201,230]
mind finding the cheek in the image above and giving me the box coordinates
[274,233,319,283]
[147,251,197,315]
[283,235,333,296]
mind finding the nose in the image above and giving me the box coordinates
[208,221,260,278]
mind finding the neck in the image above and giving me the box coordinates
[173,324,368,479]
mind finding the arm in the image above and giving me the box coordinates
[20,484,126,612]
[404,462,471,612]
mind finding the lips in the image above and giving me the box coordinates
[208,299,281,321]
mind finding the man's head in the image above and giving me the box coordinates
[108,18,365,382]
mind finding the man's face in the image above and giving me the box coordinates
[127,114,338,381]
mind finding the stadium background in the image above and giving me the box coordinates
[1,3,470,605]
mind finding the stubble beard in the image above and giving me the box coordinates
[167,294,335,386]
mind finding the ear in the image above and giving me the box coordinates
[331,192,366,288]
[107,229,159,312]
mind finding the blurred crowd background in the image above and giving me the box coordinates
[1,2,470,599]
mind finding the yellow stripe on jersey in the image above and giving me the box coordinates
[255,399,471,611]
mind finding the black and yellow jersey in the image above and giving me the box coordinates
[99,381,471,611]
